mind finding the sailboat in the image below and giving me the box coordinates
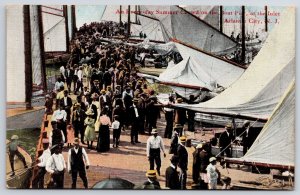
[175,6,295,126]
[7,5,47,109]
[226,79,295,170]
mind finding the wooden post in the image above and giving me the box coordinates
[241,6,246,63]
[135,5,138,23]
[37,5,47,92]
[23,5,33,110]
[71,5,77,37]
[219,6,223,33]
[63,5,70,52]
[265,6,268,32]
[127,5,131,38]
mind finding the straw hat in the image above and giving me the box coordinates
[209,157,217,163]
[196,143,203,149]
[225,123,233,129]
[176,98,183,103]
[93,80,99,83]
[11,135,19,140]
[179,136,187,142]
[101,89,106,94]
[85,109,94,116]
[73,103,81,108]
[151,129,158,134]
[133,98,139,103]
[146,170,157,178]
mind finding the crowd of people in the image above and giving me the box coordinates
[27,22,259,190]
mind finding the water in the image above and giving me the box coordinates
[6,128,41,160]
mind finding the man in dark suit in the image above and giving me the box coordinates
[71,103,86,144]
[165,155,180,189]
[177,136,188,189]
[129,98,141,144]
[65,65,74,93]
[219,123,234,167]
[60,90,73,122]
[241,120,255,155]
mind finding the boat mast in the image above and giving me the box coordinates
[71,5,76,38]
[241,6,246,63]
[135,5,138,23]
[119,5,122,24]
[63,5,70,53]
[23,5,33,110]
[219,6,223,33]
[37,5,47,92]
[265,6,268,32]
[127,5,131,38]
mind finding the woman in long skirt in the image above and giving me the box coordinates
[84,109,96,149]
[96,109,111,152]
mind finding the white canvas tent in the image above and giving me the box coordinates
[175,7,295,120]
[139,5,238,54]
[228,80,295,169]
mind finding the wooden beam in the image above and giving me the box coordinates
[23,5,33,109]
[37,5,47,92]
[220,6,223,33]
[265,6,268,32]
[71,5,77,36]
[119,5,122,24]
[127,5,131,38]
[225,158,294,171]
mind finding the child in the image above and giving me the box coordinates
[66,124,75,148]
[112,115,121,147]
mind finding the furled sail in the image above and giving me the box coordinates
[230,80,295,168]
[159,41,245,92]
[139,5,238,54]
[42,5,67,52]
[175,7,295,120]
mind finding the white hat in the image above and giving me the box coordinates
[151,129,158,134]
[209,157,217,163]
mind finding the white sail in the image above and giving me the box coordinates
[176,7,295,120]
[159,42,245,91]
[234,80,295,167]
[131,15,166,42]
[179,5,220,30]
[42,5,67,52]
[139,5,237,54]
[7,5,27,104]
[30,5,43,87]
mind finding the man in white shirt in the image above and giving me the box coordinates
[52,102,68,141]
[46,145,66,189]
[146,129,166,176]
[67,138,90,189]
[75,66,83,94]
[32,139,51,188]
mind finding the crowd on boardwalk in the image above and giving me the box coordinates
[21,21,257,189]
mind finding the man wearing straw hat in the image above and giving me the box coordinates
[177,136,188,189]
[7,135,28,177]
[143,170,161,189]
[67,138,90,189]
[146,129,166,176]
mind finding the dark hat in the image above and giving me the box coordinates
[170,155,179,163]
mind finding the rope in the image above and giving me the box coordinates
[215,118,259,157]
